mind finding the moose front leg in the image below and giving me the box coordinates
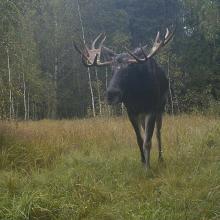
[156,114,163,162]
[128,112,146,164]
[143,114,156,169]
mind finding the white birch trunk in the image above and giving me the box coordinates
[87,67,96,117]
[52,56,58,119]
[52,15,58,119]
[175,95,180,113]
[105,67,108,90]
[95,67,102,115]
[32,103,35,120]
[22,71,27,120]
[167,56,174,115]
[21,55,27,120]
[77,0,96,117]
[105,67,111,116]
[6,46,14,120]
[27,92,30,120]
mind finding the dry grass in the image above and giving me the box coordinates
[0,114,219,219]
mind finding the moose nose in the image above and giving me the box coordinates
[106,89,122,105]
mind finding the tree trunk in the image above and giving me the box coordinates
[51,56,58,119]
[105,67,108,90]
[77,0,96,117]
[51,15,58,119]
[27,92,30,120]
[87,68,96,117]
[105,67,110,116]
[121,103,125,116]
[22,71,27,120]
[21,55,27,120]
[95,67,102,115]
[32,103,35,120]
[6,46,14,120]
[167,55,174,115]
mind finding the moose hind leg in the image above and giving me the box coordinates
[143,114,156,169]
[128,113,145,164]
[156,114,163,162]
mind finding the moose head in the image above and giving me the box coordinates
[74,28,174,105]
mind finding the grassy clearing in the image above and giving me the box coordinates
[0,115,220,220]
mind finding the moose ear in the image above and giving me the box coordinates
[132,45,148,57]
[101,46,117,62]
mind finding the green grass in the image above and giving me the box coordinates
[0,115,220,220]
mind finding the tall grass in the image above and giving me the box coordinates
[0,115,219,219]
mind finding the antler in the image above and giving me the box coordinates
[126,27,175,63]
[74,33,113,67]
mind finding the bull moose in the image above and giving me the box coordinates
[74,28,174,169]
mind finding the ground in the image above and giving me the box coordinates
[0,115,220,220]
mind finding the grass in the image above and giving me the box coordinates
[0,115,219,220]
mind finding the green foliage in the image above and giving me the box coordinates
[0,0,219,119]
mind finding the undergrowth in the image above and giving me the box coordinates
[0,115,219,220]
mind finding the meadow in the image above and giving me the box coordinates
[0,115,219,220]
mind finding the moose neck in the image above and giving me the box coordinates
[111,61,167,114]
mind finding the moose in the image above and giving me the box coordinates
[74,28,174,169]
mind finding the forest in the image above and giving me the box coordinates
[0,0,219,120]
[0,1,220,219]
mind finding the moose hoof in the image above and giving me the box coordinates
[141,158,146,164]
[144,163,150,171]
